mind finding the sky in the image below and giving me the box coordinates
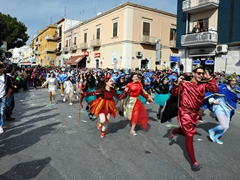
[0,0,177,46]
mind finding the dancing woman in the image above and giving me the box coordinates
[124,73,153,136]
[208,73,240,144]
[115,74,127,116]
[154,76,170,119]
[81,77,127,138]
[41,71,58,104]
[63,76,74,105]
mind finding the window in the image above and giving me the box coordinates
[84,32,87,43]
[59,26,62,37]
[192,18,209,31]
[96,28,100,39]
[170,28,176,41]
[66,39,68,47]
[143,22,150,36]
[113,21,118,37]
[74,36,77,45]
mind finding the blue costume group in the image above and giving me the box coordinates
[203,75,240,144]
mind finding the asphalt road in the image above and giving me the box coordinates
[0,88,240,180]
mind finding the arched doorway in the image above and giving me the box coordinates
[95,59,99,69]
[141,58,149,70]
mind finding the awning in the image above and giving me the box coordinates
[65,55,86,65]
[189,53,215,57]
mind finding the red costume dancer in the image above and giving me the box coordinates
[82,78,127,138]
[170,65,218,171]
[124,73,153,136]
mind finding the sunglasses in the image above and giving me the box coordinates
[196,72,204,75]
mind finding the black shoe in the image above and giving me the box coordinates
[88,113,93,120]
[6,117,15,121]
[191,163,202,171]
[156,113,160,119]
[85,106,89,111]
[119,111,124,116]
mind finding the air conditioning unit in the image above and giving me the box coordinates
[86,57,90,63]
[216,45,228,54]
[136,51,142,57]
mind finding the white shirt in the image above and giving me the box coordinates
[0,74,6,98]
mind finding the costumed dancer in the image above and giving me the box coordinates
[41,71,58,104]
[207,73,240,144]
[115,73,127,116]
[154,75,170,120]
[58,68,68,96]
[63,75,74,105]
[124,73,153,136]
[82,73,97,119]
[81,77,127,138]
[169,65,218,171]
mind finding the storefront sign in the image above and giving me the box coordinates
[193,60,201,65]
[170,56,180,63]
[84,51,89,56]
[205,60,214,65]
[94,53,101,58]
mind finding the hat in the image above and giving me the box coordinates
[226,72,237,81]
[192,64,203,72]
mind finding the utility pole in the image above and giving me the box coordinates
[94,2,97,16]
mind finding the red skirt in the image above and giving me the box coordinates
[90,97,118,124]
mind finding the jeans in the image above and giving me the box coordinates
[5,94,13,119]
[0,97,6,127]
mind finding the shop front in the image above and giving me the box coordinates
[192,56,215,73]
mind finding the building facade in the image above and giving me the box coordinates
[177,0,240,74]
[31,25,59,66]
[61,2,178,70]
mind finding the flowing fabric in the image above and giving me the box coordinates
[124,82,151,130]
[90,97,118,124]
[154,92,170,106]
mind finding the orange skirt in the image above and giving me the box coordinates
[90,97,118,124]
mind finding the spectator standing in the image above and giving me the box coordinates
[0,63,12,133]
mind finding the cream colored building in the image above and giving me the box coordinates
[62,2,177,70]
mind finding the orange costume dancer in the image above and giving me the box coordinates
[82,78,127,138]
[124,73,153,136]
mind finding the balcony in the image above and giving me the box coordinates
[181,31,218,47]
[45,35,61,41]
[79,42,88,49]
[44,48,56,53]
[182,0,219,14]
[35,42,40,46]
[169,40,176,48]
[62,47,69,53]
[70,44,77,51]
[90,39,101,47]
[139,35,156,45]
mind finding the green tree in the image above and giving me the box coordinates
[0,12,29,50]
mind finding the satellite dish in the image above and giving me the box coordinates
[97,12,102,16]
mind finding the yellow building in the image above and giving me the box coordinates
[31,25,60,66]
[61,2,178,70]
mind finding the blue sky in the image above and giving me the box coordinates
[0,0,177,45]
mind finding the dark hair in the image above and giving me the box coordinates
[130,72,138,82]
[192,67,205,73]
[5,66,13,73]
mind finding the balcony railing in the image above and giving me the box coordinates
[45,36,54,40]
[169,40,176,48]
[139,35,156,44]
[90,39,101,47]
[183,0,219,13]
[79,42,88,49]
[35,42,40,46]
[181,31,218,46]
[44,48,55,53]
[62,47,69,53]
[70,44,77,51]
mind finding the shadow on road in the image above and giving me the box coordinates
[0,157,51,180]
[0,122,61,159]
[107,120,129,134]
